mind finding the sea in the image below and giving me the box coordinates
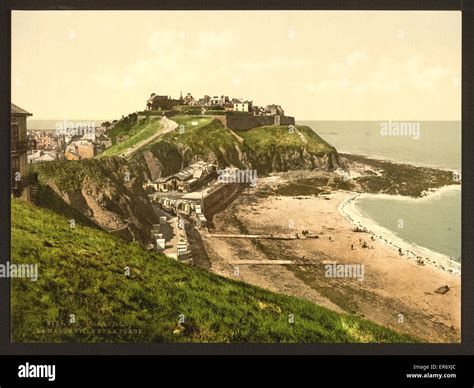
[299,121,461,261]
[29,118,461,261]
[28,119,110,131]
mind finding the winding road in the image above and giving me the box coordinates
[121,116,179,159]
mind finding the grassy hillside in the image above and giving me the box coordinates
[239,125,336,155]
[106,113,139,143]
[11,198,417,343]
[101,117,163,157]
[155,116,243,164]
[131,116,341,182]
[239,125,339,173]
[29,157,158,244]
[131,116,251,179]
[31,158,123,192]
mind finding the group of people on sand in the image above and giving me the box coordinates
[341,196,439,268]
[350,237,375,251]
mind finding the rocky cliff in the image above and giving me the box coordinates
[130,117,340,180]
[31,157,156,244]
[30,116,340,245]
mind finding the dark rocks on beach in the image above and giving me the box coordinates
[435,285,450,294]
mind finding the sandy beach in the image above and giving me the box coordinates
[339,188,461,276]
[202,177,461,342]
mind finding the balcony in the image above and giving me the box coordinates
[11,140,28,153]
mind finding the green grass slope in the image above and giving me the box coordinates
[239,125,336,155]
[131,116,250,177]
[133,117,341,179]
[29,157,158,244]
[157,116,242,163]
[101,117,163,157]
[30,158,125,192]
[12,198,417,343]
[239,125,339,173]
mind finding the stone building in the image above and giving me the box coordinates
[11,103,32,198]
[264,104,285,116]
[183,93,196,105]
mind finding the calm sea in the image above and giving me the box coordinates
[299,121,461,260]
[28,119,110,131]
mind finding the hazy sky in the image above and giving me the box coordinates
[12,11,461,120]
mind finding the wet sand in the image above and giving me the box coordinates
[339,190,461,275]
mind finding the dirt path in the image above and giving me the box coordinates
[122,116,178,159]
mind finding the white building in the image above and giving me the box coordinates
[233,100,251,112]
[28,150,57,164]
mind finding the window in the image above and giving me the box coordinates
[11,155,20,174]
[11,124,19,144]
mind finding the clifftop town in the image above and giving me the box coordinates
[143,92,295,131]
[146,91,285,116]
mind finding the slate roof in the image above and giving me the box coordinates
[11,103,32,116]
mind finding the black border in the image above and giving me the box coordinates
[1,0,473,355]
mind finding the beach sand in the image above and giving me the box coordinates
[201,181,461,342]
[340,189,461,275]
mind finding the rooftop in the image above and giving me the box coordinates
[11,103,32,116]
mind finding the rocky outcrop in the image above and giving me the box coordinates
[133,131,339,181]
[33,157,157,244]
[251,148,340,175]
[32,120,339,246]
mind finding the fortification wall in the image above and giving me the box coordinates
[217,115,295,131]
[202,183,242,221]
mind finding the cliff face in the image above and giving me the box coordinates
[131,118,340,181]
[133,141,253,181]
[135,140,338,180]
[32,157,157,244]
[247,147,339,175]
[30,117,339,245]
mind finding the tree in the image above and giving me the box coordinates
[101,121,111,131]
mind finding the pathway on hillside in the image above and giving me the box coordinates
[121,116,178,159]
[214,115,244,143]
[294,127,308,144]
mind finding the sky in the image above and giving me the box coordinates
[12,11,461,120]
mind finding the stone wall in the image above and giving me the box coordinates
[217,115,295,131]
[201,183,242,222]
